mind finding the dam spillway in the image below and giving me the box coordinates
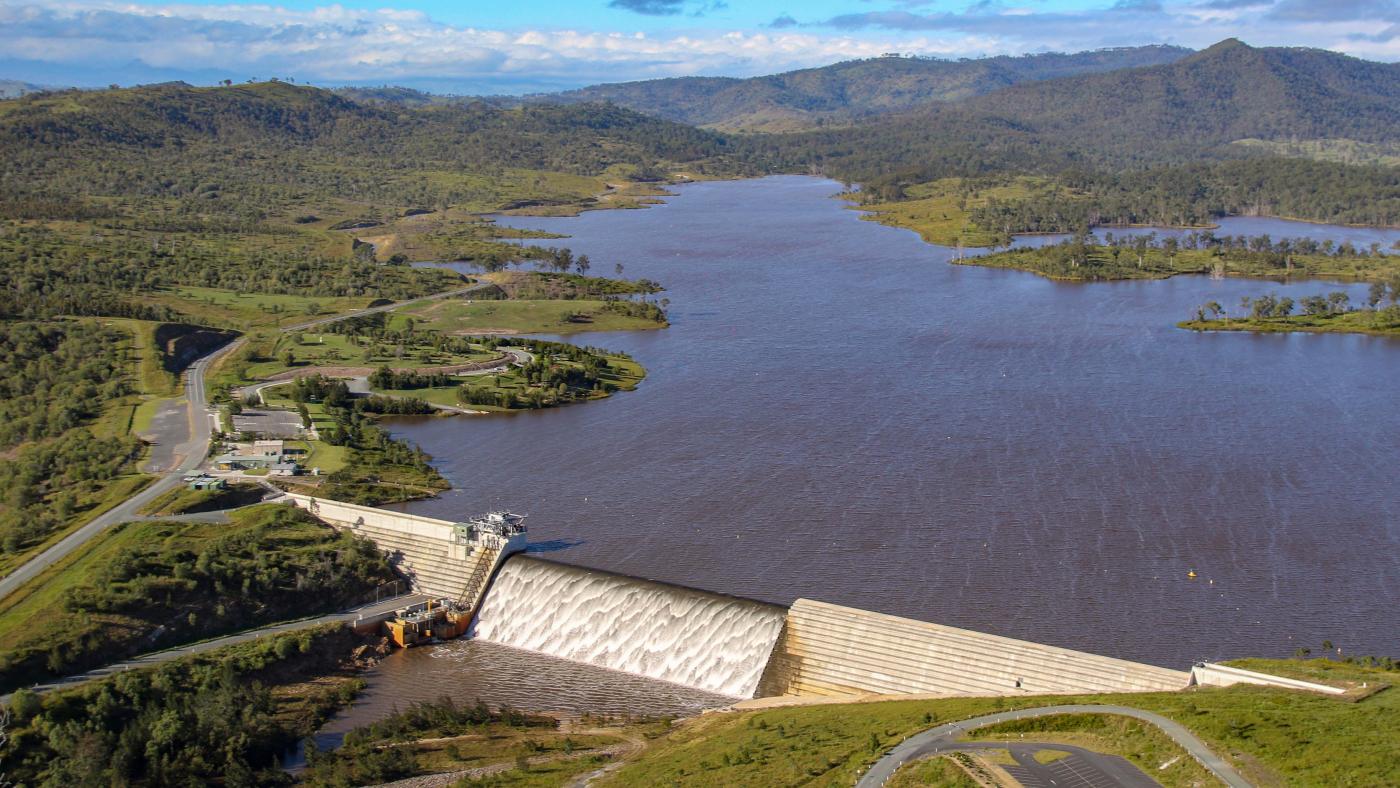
[471,556,787,698]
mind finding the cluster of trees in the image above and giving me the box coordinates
[0,223,464,318]
[368,366,458,390]
[0,321,132,448]
[967,160,1400,236]
[303,696,549,786]
[354,394,434,416]
[285,374,445,503]
[600,297,669,323]
[0,430,142,558]
[1195,281,1400,323]
[2,625,360,786]
[976,231,1400,282]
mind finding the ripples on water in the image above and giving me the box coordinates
[381,176,1399,674]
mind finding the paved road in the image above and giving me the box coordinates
[1,593,428,703]
[908,741,1158,788]
[856,704,1251,788]
[0,338,241,601]
[280,283,490,332]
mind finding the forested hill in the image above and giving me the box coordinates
[943,39,1400,159]
[519,45,1190,132]
[0,80,742,217]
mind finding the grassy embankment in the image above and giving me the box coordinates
[602,658,1398,788]
[854,177,1055,248]
[1180,309,1400,337]
[399,269,669,336]
[136,481,267,516]
[962,244,1400,282]
[0,504,395,695]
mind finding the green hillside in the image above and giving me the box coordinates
[526,46,1190,132]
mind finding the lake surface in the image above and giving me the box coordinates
[391,176,1400,669]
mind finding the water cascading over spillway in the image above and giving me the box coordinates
[471,556,787,698]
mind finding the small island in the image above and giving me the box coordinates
[1181,287,1400,337]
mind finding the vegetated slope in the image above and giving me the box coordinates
[0,80,741,212]
[951,39,1400,161]
[752,40,1400,177]
[524,45,1191,131]
[743,40,1400,227]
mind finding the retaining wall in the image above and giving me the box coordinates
[286,494,493,602]
[757,598,1191,698]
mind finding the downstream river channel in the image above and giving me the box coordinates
[391,175,1400,670]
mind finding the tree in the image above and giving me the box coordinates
[1368,282,1387,310]
[614,263,624,276]
[575,255,591,275]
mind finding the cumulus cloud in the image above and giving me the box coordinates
[0,0,1395,93]
[819,0,1400,57]
[0,1,985,92]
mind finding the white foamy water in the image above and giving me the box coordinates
[472,556,787,697]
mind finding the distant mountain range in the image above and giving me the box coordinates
[0,80,47,99]
[513,46,1192,132]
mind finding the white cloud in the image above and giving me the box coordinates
[0,1,993,91]
[0,0,1395,93]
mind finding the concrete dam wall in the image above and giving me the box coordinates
[291,497,1193,701]
[757,598,1190,698]
[472,556,787,698]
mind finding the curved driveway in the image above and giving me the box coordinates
[856,704,1251,788]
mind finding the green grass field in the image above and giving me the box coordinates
[399,298,665,335]
[856,177,1051,248]
[140,286,374,331]
[603,659,1398,788]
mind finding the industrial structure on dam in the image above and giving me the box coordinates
[286,495,1344,701]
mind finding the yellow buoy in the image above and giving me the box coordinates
[1187,570,1198,579]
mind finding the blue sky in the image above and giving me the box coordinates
[1,0,1397,93]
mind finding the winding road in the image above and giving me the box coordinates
[280,282,490,332]
[856,704,1251,788]
[0,338,242,601]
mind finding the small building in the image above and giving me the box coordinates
[385,599,470,648]
[268,462,301,477]
[183,474,226,491]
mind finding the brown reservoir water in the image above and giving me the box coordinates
[389,176,1400,671]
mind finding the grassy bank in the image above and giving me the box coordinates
[0,504,395,693]
[854,177,1051,248]
[602,658,1398,787]
[136,481,267,516]
[399,297,666,335]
